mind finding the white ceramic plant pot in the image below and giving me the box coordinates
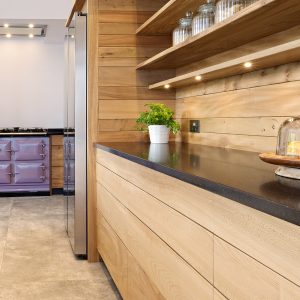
[148,125,170,144]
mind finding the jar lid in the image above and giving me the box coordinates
[198,0,216,13]
[179,17,193,27]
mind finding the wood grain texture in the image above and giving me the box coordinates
[51,167,64,188]
[66,0,86,27]
[97,214,128,298]
[150,40,300,89]
[136,0,203,35]
[97,149,300,287]
[87,0,99,262]
[98,0,168,12]
[97,1,175,144]
[97,164,214,283]
[137,0,300,69]
[127,252,165,300]
[214,289,227,300]
[214,237,300,299]
[97,182,214,300]
[176,81,300,119]
[51,135,64,189]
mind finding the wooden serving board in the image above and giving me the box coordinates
[259,153,300,168]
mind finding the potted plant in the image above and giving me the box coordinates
[136,103,180,144]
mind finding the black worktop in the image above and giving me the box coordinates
[96,142,300,226]
[0,128,64,138]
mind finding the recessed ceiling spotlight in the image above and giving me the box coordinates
[164,84,170,89]
[244,62,253,68]
[29,34,34,38]
[28,24,34,28]
[6,33,12,38]
[195,75,202,81]
[71,35,75,39]
[4,23,9,28]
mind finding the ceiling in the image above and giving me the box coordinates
[0,0,72,20]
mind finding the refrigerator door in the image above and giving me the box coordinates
[65,14,87,256]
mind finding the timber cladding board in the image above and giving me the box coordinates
[96,149,300,288]
[176,65,300,152]
[97,0,175,144]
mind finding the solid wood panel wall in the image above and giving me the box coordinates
[175,28,300,153]
[97,0,175,142]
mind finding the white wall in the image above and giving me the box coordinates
[0,20,66,128]
[0,0,72,19]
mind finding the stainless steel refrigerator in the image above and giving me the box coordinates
[64,13,87,257]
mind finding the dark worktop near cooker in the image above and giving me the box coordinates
[96,142,300,226]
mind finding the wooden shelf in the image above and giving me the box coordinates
[137,0,300,70]
[136,0,202,35]
[149,40,300,89]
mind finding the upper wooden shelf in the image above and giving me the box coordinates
[136,0,203,35]
[137,0,300,70]
[149,40,300,89]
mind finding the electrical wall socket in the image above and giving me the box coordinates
[190,120,200,133]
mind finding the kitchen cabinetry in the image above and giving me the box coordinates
[96,148,300,300]
[0,137,50,193]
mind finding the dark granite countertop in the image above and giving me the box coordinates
[96,142,300,226]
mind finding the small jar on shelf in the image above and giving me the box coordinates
[172,11,193,46]
[192,0,216,36]
[277,117,300,158]
[215,0,246,23]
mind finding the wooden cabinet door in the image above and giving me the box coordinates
[214,237,300,300]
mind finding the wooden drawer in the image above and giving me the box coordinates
[96,163,214,283]
[96,149,300,286]
[127,251,164,300]
[214,289,227,300]
[97,182,214,300]
[97,214,128,298]
[214,237,300,299]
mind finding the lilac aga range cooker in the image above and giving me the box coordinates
[0,130,50,193]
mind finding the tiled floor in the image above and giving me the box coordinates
[0,196,121,300]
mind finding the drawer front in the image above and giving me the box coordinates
[13,139,48,161]
[97,214,128,298]
[14,163,47,184]
[127,251,164,300]
[97,182,214,300]
[97,163,214,283]
[214,237,300,300]
[0,140,12,161]
[0,163,12,184]
[96,149,300,286]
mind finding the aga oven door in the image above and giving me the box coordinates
[14,163,48,184]
[13,138,48,161]
[0,163,12,184]
[0,140,12,161]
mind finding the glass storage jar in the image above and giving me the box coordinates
[215,0,246,23]
[173,11,193,46]
[192,0,216,36]
[277,117,300,158]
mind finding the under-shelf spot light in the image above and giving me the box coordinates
[71,35,75,39]
[29,34,34,38]
[6,33,11,38]
[195,75,202,81]
[4,24,9,28]
[244,62,253,68]
[164,84,170,89]
[28,24,34,28]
